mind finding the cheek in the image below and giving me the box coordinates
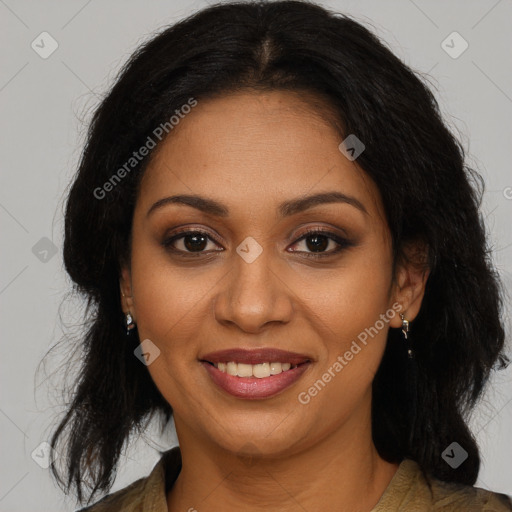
[128,248,211,406]
[301,244,393,340]
[128,239,208,354]
[300,241,393,398]
[133,277,213,360]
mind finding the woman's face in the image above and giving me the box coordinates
[121,90,417,458]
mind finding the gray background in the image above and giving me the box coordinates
[1,0,511,510]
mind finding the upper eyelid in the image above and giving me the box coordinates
[164,227,347,251]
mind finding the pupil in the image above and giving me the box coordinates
[306,234,328,252]
[184,233,207,252]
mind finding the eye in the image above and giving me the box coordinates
[288,228,353,257]
[162,229,223,255]
[162,227,354,258]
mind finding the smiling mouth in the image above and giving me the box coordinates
[201,359,312,399]
[203,361,306,378]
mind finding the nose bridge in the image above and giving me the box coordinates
[214,239,293,331]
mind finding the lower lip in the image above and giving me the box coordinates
[201,361,311,400]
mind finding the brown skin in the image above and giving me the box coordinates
[120,91,429,511]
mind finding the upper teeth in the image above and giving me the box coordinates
[214,361,296,378]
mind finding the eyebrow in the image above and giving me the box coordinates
[146,191,368,218]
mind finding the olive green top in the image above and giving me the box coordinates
[77,446,512,511]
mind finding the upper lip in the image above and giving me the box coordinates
[200,348,311,365]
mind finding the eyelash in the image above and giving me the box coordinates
[162,227,353,259]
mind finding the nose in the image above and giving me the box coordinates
[213,246,294,333]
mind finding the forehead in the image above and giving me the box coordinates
[137,90,384,221]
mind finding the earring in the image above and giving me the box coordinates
[400,313,413,359]
[125,312,136,335]
[400,312,418,448]
[122,291,135,335]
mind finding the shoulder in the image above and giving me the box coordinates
[75,476,147,512]
[427,475,512,511]
[75,446,182,512]
[374,459,512,511]
[406,459,512,511]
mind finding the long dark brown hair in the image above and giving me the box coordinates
[48,0,508,505]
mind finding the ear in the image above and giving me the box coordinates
[120,264,136,319]
[388,240,430,328]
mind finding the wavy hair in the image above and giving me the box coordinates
[49,0,509,505]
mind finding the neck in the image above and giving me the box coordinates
[167,408,399,511]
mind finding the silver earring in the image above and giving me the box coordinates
[400,313,413,359]
[400,313,418,448]
[125,312,136,335]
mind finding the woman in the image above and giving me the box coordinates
[50,1,512,510]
